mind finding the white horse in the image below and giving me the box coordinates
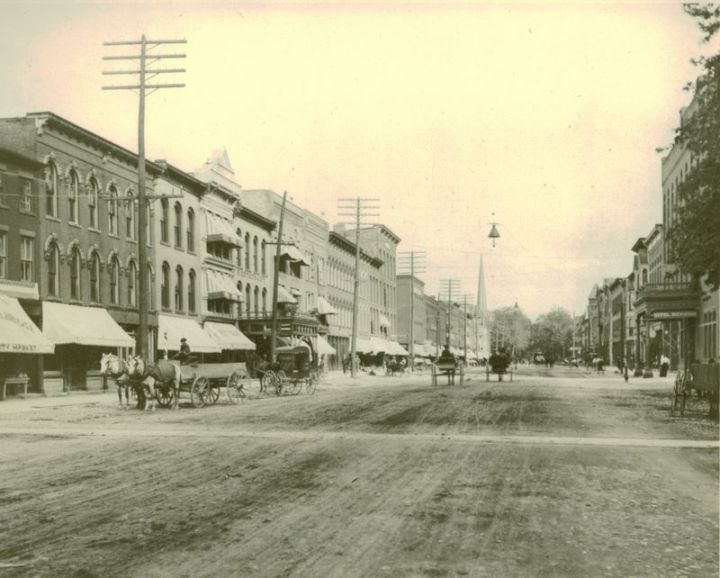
[99,353,136,408]
[126,356,183,410]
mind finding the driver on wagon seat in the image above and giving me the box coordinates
[175,337,192,365]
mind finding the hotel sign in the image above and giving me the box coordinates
[647,311,697,321]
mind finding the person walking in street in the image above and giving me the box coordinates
[660,354,670,377]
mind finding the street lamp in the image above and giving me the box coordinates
[488,213,501,247]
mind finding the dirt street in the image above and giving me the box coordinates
[0,367,718,577]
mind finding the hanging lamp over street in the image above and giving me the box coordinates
[488,213,500,247]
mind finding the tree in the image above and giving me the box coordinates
[529,308,574,362]
[667,4,720,288]
[490,306,531,358]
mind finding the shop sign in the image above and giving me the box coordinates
[648,311,697,320]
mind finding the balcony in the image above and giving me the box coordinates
[634,282,700,319]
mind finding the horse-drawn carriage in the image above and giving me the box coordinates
[101,354,250,409]
[255,346,319,396]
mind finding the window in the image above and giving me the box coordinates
[253,237,258,272]
[20,236,33,281]
[245,284,251,317]
[90,253,100,303]
[245,233,250,270]
[88,178,98,228]
[147,265,155,309]
[187,209,195,252]
[126,191,136,239]
[188,269,196,314]
[47,243,60,297]
[128,261,137,307]
[261,240,267,275]
[161,262,170,309]
[108,185,118,235]
[70,248,81,300]
[21,180,32,213]
[254,285,259,317]
[174,202,182,248]
[175,266,184,312]
[110,257,120,305]
[0,232,6,278]
[68,170,79,223]
[46,161,58,217]
[160,199,169,243]
[236,229,242,267]
[262,288,267,315]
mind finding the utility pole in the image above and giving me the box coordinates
[337,198,380,378]
[439,279,460,350]
[461,294,473,362]
[269,192,288,364]
[398,251,426,371]
[102,35,186,360]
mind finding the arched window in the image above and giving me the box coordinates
[110,257,120,305]
[160,199,169,243]
[253,237,259,272]
[236,228,242,267]
[174,202,182,248]
[161,262,170,309]
[245,233,250,270]
[175,266,184,312]
[128,260,137,307]
[245,284,251,317]
[45,161,58,217]
[88,178,99,228]
[147,265,155,310]
[262,288,268,315]
[90,253,101,303]
[188,269,196,314]
[47,242,60,297]
[261,240,267,275]
[126,190,136,239]
[108,185,118,235]
[254,285,259,317]
[187,209,195,252]
[68,170,79,224]
[70,247,81,300]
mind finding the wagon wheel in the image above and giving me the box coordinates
[206,380,221,405]
[305,372,317,395]
[190,376,209,408]
[275,370,287,396]
[287,377,303,396]
[155,384,175,409]
[226,371,247,405]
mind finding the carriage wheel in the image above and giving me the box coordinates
[226,371,247,405]
[305,373,317,395]
[275,370,287,396]
[190,377,209,408]
[287,378,303,396]
[206,381,220,405]
[155,385,175,409]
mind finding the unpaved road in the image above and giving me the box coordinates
[0,368,718,577]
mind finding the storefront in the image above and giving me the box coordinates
[157,314,221,361]
[41,302,135,393]
[0,294,54,398]
[204,321,256,362]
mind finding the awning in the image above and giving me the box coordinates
[370,336,389,354]
[355,338,373,353]
[388,340,409,355]
[42,302,134,348]
[0,295,53,354]
[206,270,242,302]
[206,212,242,246]
[159,314,221,353]
[316,296,337,315]
[316,335,336,355]
[280,245,309,265]
[379,314,390,328]
[276,285,297,304]
[205,322,256,351]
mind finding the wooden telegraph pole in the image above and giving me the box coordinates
[398,251,426,370]
[102,35,186,359]
[337,198,380,378]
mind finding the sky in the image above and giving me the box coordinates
[0,1,714,319]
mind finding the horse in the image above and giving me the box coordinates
[126,356,183,410]
[99,353,140,408]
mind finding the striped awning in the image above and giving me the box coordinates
[0,295,53,354]
[316,335,336,355]
[316,296,337,315]
[206,270,242,302]
[204,322,256,351]
[206,212,242,246]
[276,285,297,304]
[42,302,133,348]
[280,245,309,265]
[388,340,409,355]
[355,338,373,353]
[159,314,221,353]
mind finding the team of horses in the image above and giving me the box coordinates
[99,353,182,411]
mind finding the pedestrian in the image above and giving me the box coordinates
[660,354,670,377]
